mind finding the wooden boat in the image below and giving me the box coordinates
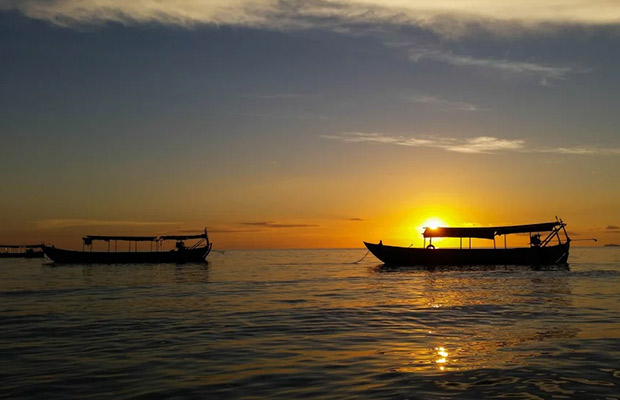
[364,220,570,266]
[0,244,44,258]
[42,229,212,264]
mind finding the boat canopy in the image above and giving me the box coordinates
[82,232,207,243]
[159,233,207,241]
[83,235,158,243]
[423,222,562,239]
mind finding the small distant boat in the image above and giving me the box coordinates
[364,219,570,266]
[42,229,212,264]
[0,244,44,258]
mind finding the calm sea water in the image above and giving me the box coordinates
[1,247,619,399]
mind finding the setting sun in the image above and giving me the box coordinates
[422,218,446,230]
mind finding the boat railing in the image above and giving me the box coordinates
[0,244,43,253]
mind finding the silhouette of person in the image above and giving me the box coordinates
[530,234,541,247]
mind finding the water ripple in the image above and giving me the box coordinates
[1,249,619,399]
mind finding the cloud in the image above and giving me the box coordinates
[348,218,366,221]
[323,132,620,155]
[445,136,525,153]
[535,147,620,156]
[206,227,264,233]
[35,219,180,229]
[408,49,574,80]
[224,110,328,121]
[606,225,620,230]
[2,0,274,28]
[239,93,314,100]
[322,132,524,154]
[174,227,261,234]
[321,132,436,146]
[5,1,620,34]
[241,221,319,228]
[408,95,480,111]
[0,1,600,85]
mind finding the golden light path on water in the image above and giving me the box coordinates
[436,346,449,371]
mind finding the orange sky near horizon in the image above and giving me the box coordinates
[1,144,617,249]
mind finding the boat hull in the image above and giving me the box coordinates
[364,242,570,266]
[41,244,212,264]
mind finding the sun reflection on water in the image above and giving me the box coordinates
[435,346,449,371]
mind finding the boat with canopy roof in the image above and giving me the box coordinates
[41,229,212,264]
[364,219,570,266]
[0,244,44,258]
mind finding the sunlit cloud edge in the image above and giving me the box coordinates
[3,1,595,84]
[6,0,620,36]
[322,132,620,155]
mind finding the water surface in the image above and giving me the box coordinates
[1,247,619,399]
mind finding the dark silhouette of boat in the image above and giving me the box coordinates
[42,229,212,264]
[364,220,570,266]
[0,244,44,258]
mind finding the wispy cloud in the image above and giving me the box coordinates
[241,221,319,228]
[446,136,525,153]
[224,111,328,121]
[239,93,314,100]
[6,1,620,34]
[206,227,264,233]
[35,219,180,229]
[535,147,620,156]
[606,225,620,230]
[408,95,481,111]
[322,132,524,154]
[322,132,620,155]
[409,49,574,80]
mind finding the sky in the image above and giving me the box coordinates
[1,0,620,249]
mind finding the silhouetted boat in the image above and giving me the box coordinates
[42,229,212,264]
[364,220,570,266]
[0,244,44,258]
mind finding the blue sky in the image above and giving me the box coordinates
[1,1,619,248]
